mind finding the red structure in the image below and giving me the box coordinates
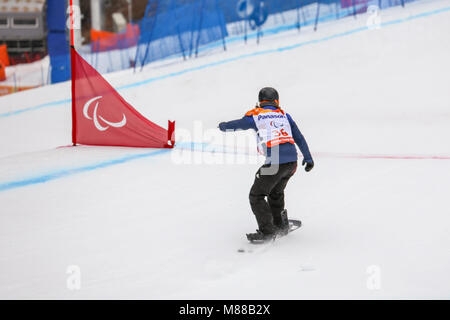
[69,1,174,149]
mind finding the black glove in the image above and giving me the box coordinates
[302,159,314,172]
[218,122,227,131]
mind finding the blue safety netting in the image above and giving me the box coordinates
[217,0,412,44]
[46,0,419,78]
[135,0,228,69]
[134,0,415,70]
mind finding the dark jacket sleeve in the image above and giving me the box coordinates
[287,113,313,162]
[219,116,256,131]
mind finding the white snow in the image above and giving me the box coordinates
[0,0,449,299]
[3,56,51,88]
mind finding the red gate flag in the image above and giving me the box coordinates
[71,47,174,148]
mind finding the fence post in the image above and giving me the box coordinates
[215,0,227,51]
[128,23,137,68]
[352,0,357,19]
[195,0,206,57]
[244,13,248,44]
[188,4,196,58]
[314,2,320,31]
[256,0,263,44]
[172,0,187,60]
[138,0,161,72]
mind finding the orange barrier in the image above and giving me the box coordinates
[91,29,115,43]
[91,24,140,52]
[0,61,6,82]
[0,85,38,97]
[0,44,10,67]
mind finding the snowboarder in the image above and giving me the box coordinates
[218,87,314,241]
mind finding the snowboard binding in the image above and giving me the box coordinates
[246,213,302,244]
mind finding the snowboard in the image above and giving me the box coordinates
[246,219,302,244]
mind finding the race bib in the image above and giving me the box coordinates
[246,108,295,149]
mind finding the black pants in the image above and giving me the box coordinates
[249,161,298,234]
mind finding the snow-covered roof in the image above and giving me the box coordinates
[0,0,45,14]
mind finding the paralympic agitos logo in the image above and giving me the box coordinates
[83,96,127,131]
[270,121,284,128]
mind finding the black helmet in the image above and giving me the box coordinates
[258,87,279,106]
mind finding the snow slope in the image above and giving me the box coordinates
[0,0,449,299]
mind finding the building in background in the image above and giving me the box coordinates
[0,0,47,64]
